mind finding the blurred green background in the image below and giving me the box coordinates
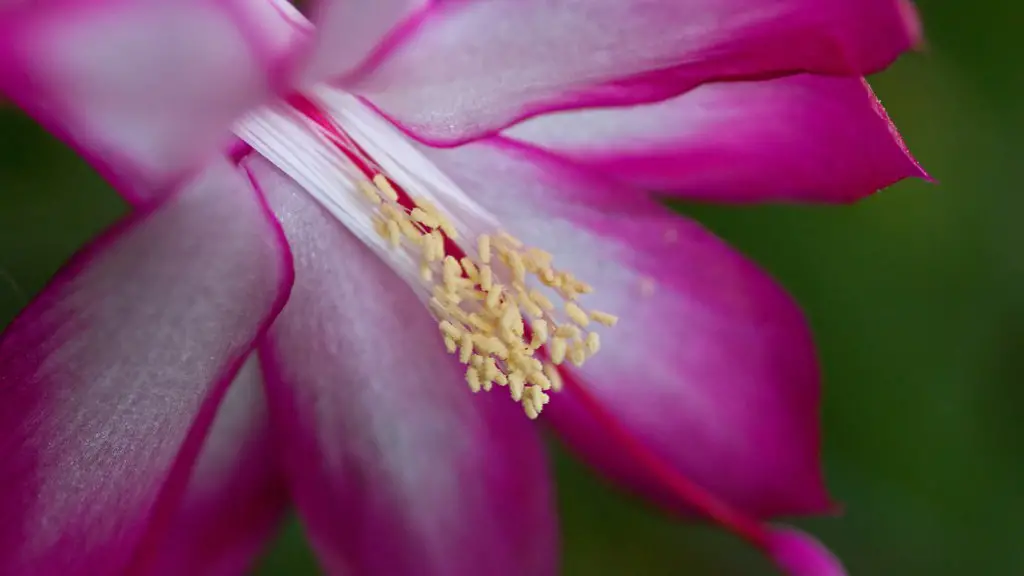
[1,1,1019,574]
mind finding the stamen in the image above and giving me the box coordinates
[237,92,617,418]
[362,171,617,418]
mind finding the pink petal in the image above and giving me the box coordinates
[0,158,293,574]
[149,358,289,576]
[342,0,921,144]
[768,527,848,576]
[246,156,559,576]
[0,0,306,204]
[299,0,428,85]
[506,74,927,204]
[417,140,832,572]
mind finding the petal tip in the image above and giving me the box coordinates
[766,527,847,576]
[899,156,933,185]
[898,0,927,50]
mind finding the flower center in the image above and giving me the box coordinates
[235,89,616,418]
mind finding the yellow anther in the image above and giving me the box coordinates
[423,236,439,262]
[516,289,544,319]
[529,289,554,311]
[410,207,439,229]
[574,280,595,295]
[439,320,462,340]
[372,174,399,202]
[506,251,527,283]
[569,341,587,366]
[523,399,540,420]
[500,304,523,336]
[539,268,558,286]
[483,357,500,379]
[498,231,523,248]
[413,198,458,238]
[467,313,491,333]
[372,219,387,242]
[585,331,601,355]
[525,248,553,268]
[466,368,482,393]
[478,234,492,264]
[550,338,568,365]
[359,181,384,205]
[485,284,502,309]
[509,373,528,402]
[480,265,494,291]
[385,220,401,248]
[414,197,438,213]
[527,386,549,415]
[554,325,580,339]
[363,182,614,418]
[439,221,458,239]
[590,310,619,327]
[459,333,474,364]
[429,297,446,316]
[460,258,479,282]
[400,219,423,242]
[528,370,552,391]
[530,320,549,348]
[565,302,589,326]
[434,285,460,305]
[443,255,461,282]
[517,354,543,375]
[543,362,563,392]
[472,334,508,358]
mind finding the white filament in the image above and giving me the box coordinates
[235,102,403,259]
[235,89,499,289]
[314,88,502,236]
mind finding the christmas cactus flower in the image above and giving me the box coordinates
[0,0,926,574]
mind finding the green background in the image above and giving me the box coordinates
[0,1,1018,573]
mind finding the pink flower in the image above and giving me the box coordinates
[0,1,926,575]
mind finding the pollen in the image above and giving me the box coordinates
[365,172,616,419]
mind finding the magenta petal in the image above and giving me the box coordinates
[417,141,833,569]
[768,528,847,576]
[0,0,306,204]
[149,358,289,576]
[0,158,293,574]
[300,0,427,85]
[506,74,927,204]
[345,0,921,144]
[246,156,558,576]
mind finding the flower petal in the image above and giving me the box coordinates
[0,158,293,574]
[246,156,559,576]
[149,357,289,576]
[417,140,831,571]
[299,0,428,85]
[768,527,847,576]
[0,0,305,204]
[343,0,921,144]
[506,75,927,204]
